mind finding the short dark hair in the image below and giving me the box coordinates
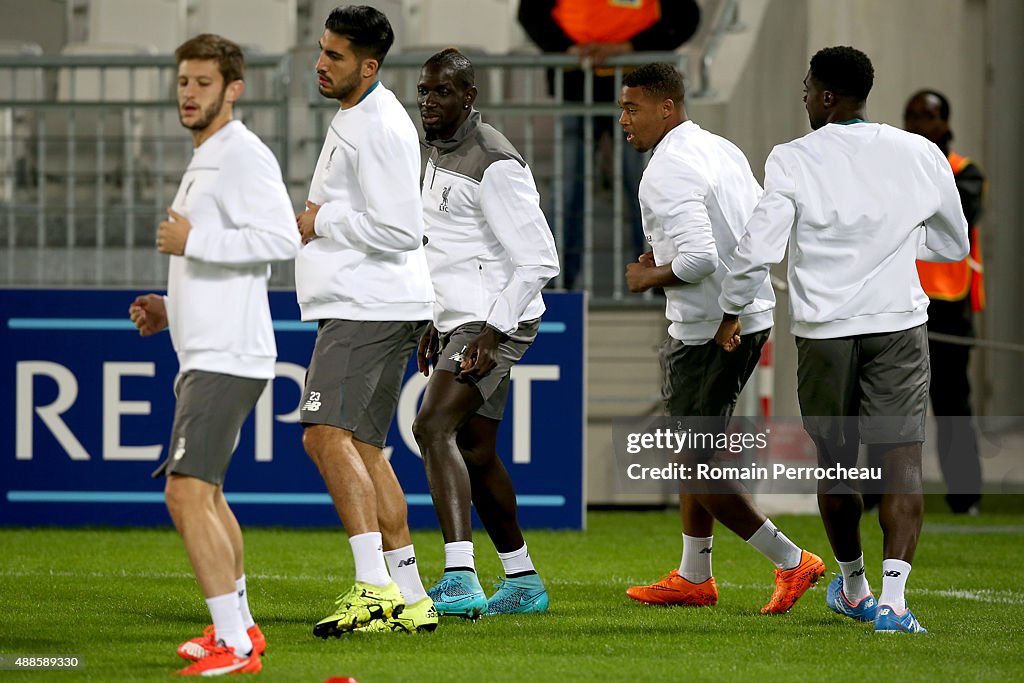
[908,88,951,121]
[809,46,874,101]
[325,5,394,64]
[175,33,245,83]
[423,47,475,90]
[622,62,685,104]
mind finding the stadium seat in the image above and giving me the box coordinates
[410,0,514,54]
[86,0,187,55]
[190,0,297,55]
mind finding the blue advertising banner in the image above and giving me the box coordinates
[1,289,585,529]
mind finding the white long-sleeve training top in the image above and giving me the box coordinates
[421,111,559,335]
[166,120,300,379]
[640,120,775,343]
[295,82,434,322]
[719,122,970,339]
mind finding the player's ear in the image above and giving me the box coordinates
[464,86,478,110]
[662,98,674,119]
[362,58,380,80]
[225,79,245,104]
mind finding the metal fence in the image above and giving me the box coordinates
[0,52,290,288]
[0,1,737,300]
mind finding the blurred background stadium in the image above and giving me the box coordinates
[2,2,1023,680]
[1,0,1022,512]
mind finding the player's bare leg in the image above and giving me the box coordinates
[303,425,380,534]
[165,475,253,655]
[413,370,481,543]
[349,439,437,633]
[459,415,524,553]
[304,425,403,637]
[413,370,489,617]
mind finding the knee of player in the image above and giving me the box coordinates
[458,444,497,469]
[412,411,456,448]
[164,475,214,518]
[301,425,340,463]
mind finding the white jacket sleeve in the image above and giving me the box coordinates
[720,149,795,314]
[918,143,970,263]
[184,142,300,265]
[313,123,424,254]
[479,160,560,335]
[646,159,718,283]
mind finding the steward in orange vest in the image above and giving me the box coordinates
[904,89,984,514]
[916,150,986,313]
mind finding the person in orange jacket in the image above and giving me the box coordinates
[905,89,985,514]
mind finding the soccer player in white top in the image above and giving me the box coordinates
[413,49,559,618]
[129,34,299,676]
[716,47,970,633]
[619,63,825,614]
[293,6,437,635]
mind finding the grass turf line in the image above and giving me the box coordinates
[1,510,1022,682]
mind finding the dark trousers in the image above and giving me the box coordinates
[927,299,982,511]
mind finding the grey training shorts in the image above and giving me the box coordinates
[661,329,770,419]
[300,319,428,448]
[796,324,929,446]
[433,318,541,421]
[152,370,267,485]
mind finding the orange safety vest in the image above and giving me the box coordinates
[916,152,985,312]
[552,0,661,45]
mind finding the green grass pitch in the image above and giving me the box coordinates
[1,505,1022,682]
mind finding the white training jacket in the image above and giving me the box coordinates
[295,82,434,322]
[421,110,559,335]
[719,122,970,339]
[166,120,300,379]
[640,120,774,343]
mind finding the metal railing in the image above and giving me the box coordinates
[0,53,291,288]
[0,1,738,299]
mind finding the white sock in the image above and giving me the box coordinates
[349,531,391,587]
[384,544,428,604]
[679,533,713,583]
[836,555,871,603]
[235,575,256,630]
[746,519,803,570]
[444,541,476,572]
[497,544,536,576]
[206,592,252,655]
[879,558,911,612]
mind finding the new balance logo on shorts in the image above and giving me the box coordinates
[173,437,186,461]
[448,345,468,363]
[398,557,416,568]
[303,391,322,412]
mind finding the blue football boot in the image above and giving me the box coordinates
[826,575,878,622]
[426,570,488,619]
